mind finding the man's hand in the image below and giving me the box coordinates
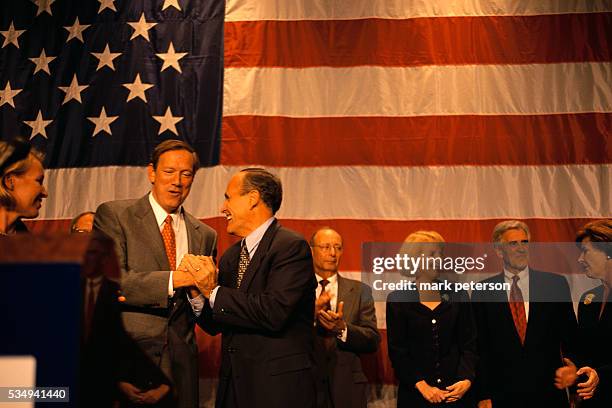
[118,382,143,404]
[317,302,346,335]
[415,380,449,404]
[553,357,599,399]
[182,255,217,298]
[555,358,578,389]
[576,366,599,400]
[174,255,201,297]
[314,290,331,317]
[445,379,471,403]
[478,399,493,408]
[172,268,194,289]
[139,384,170,405]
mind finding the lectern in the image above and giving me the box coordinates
[0,233,122,407]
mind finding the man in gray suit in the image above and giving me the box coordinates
[94,140,217,408]
[311,227,380,408]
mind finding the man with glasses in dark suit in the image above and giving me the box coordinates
[310,227,380,408]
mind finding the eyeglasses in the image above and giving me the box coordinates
[312,244,343,252]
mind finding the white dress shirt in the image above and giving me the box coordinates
[209,217,276,307]
[149,193,204,316]
[316,273,348,342]
[316,273,339,312]
[504,267,530,320]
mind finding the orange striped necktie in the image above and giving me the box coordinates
[161,215,176,271]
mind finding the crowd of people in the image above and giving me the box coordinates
[0,137,610,408]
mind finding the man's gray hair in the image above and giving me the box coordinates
[492,220,531,243]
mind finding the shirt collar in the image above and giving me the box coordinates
[504,266,529,282]
[244,216,275,254]
[315,273,338,286]
[148,192,182,227]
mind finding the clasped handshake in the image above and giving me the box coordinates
[172,254,218,299]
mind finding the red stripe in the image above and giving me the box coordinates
[196,329,222,378]
[221,113,611,166]
[224,14,612,68]
[360,329,396,385]
[26,218,601,271]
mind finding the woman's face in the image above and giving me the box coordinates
[578,238,610,281]
[415,243,443,281]
[10,157,47,219]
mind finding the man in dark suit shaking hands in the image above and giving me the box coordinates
[190,168,317,408]
[472,220,577,408]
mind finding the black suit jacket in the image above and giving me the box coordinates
[577,285,612,407]
[313,275,380,408]
[471,270,577,408]
[386,287,477,408]
[79,278,123,407]
[201,220,317,408]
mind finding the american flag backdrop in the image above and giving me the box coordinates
[0,0,224,165]
[2,0,612,406]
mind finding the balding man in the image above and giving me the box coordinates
[311,227,380,408]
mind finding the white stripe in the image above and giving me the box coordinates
[224,63,612,117]
[38,164,611,220]
[226,0,612,21]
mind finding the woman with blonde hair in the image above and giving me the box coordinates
[387,231,477,407]
[0,137,47,235]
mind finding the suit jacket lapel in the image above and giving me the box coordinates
[490,273,510,303]
[525,270,552,347]
[184,211,202,254]
[597,285,611,324]
[134,195,169,270]
[337,275,356,316]
[240,219,280,291]
[524,271,539,346]
[581,286,603,328]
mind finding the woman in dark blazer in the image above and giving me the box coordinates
[386,231,478,407]
[556,220,611,407]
